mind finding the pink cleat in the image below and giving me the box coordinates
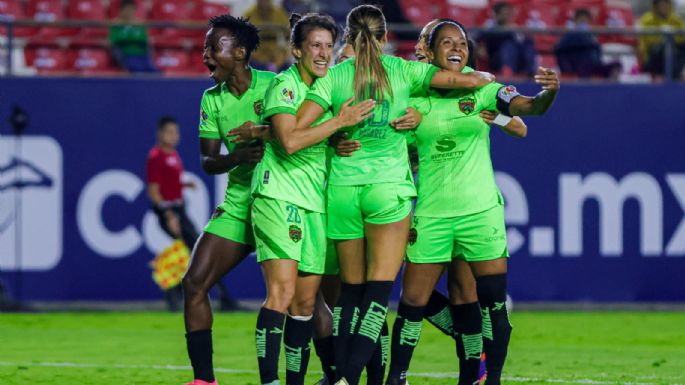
[183,380,218,385]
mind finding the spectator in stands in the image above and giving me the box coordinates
[554,9,620,78]
[479,1,537,77]
[146,116,239,311]
[109,0,157,73]
[244,0,291,71]
[638,0,685,79]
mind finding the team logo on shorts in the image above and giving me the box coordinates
[458,97,475,115]
[281,88,295,105]
[289,224,302,243]
[254,100,264,115]
[408,228,418,245]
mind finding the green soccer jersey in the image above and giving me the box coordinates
[306,54,439,186]
[252,64,333,213]
[414,66,507,217]
[198,68,276,218]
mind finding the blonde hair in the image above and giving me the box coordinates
[345,5,392,101]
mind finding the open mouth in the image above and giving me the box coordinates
[313,60,328,69]
[448,55,463,64]
[205,63,217,76]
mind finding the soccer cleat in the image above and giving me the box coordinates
[183,380,218,385]
[314,377,329,385]
[334,378,349,385]
[478,353,487,385]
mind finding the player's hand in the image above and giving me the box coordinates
[471,71,496,87]
[480,110,497,125]
[333,132,362,157]
[390,107,422,130]
[534,66,560,91]
[227,121,270,144]
[336,97,376,128]
[233,142,265,165]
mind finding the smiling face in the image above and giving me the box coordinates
[415,19,440,62]
[427,24,469,72]
[294,28,334,82]
[203,28,245,84]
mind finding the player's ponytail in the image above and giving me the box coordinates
[345,5,392,102]
[289,13,302,30]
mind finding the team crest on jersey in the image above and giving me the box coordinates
[254,100,264,115]
[458,97,475,115]
[289,224,302,243]
[281,87,295,104]
[200,109,208,123]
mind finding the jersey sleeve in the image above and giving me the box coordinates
[401,59,440,95]
[480,82,522,116]
[198,91,221,139]
[146,153,161,184]
[305,69,334,111]
[410,96,431,115]
[262,76,298,120]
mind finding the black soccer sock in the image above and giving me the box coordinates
[284,314,314,385]
[424,290,455,339]
[451,302,483,385]
[476,274,512,385]
[365,320,389,385]
[256,307,286,385]
[313,335,336,383]
[342,280,394,385]
[186,329,215,382]
[386,302,425,385]
[333,283,365,379]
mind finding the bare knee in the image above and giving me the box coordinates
[264,282,296,314]
[448,279,478,304]
[400,286,432,307]
[290,291,317,316]
[182,274,210,301]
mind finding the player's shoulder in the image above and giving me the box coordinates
[202,83,222,98]
[147,146,163,160]
[254,68,277,83]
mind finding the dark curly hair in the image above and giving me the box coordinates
[208,14,260,60]
[288,13,339,49]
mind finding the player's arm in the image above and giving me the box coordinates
[199,135,264,175]
[508,67,560,116]
[277,98,375,155]
[147,183,164,206]
[430,69,495,90]
[480,110,527,138]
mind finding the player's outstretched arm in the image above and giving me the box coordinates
[508,67,560,116]
[430,69,495,90]
[278,98,375,155]
[200,136,264,175]
[480,110,528,138]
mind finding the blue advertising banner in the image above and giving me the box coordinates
[0,78,683,302]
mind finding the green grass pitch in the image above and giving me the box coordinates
[1,311,684,385]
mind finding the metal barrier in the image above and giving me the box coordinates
[2,19,685,81]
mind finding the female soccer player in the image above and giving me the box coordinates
[387,20,559,385]
[245,13,374,385]
[181,15,274,385]
[292,5,496,385]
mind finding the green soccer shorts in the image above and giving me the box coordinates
[326,181,416,240]
[406,203,509,263]
[203,204,255,246]
[323,238,340,275]
[251,196,327,274]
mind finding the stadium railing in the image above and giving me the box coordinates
[2,20,685,81]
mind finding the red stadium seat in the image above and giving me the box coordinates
[108,0,147,20]
[598,0,636,46]
[26,0,68,37]
[149,0,192,38]
[68,46,123,74]
[518,0,562,53]
[0,0,33,37]
[446,5,487,28]
[24,45,71,74]
[557,0,605,26]
[67,0,107,38]
[190,1,229,22]
[399,0,447,27]
[154,48,193,75]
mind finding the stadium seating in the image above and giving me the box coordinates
[24,44,70,74]
[26,0,68,37]
[517,0,562,53]
[0,0,33,36]
[149,0,191,39]
[153,47,196,76]
[108,0,147,20]
[67,0,107,39]
[68,46,122,74]
[399,0,447,27]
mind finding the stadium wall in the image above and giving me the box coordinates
[1,78,684,302]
